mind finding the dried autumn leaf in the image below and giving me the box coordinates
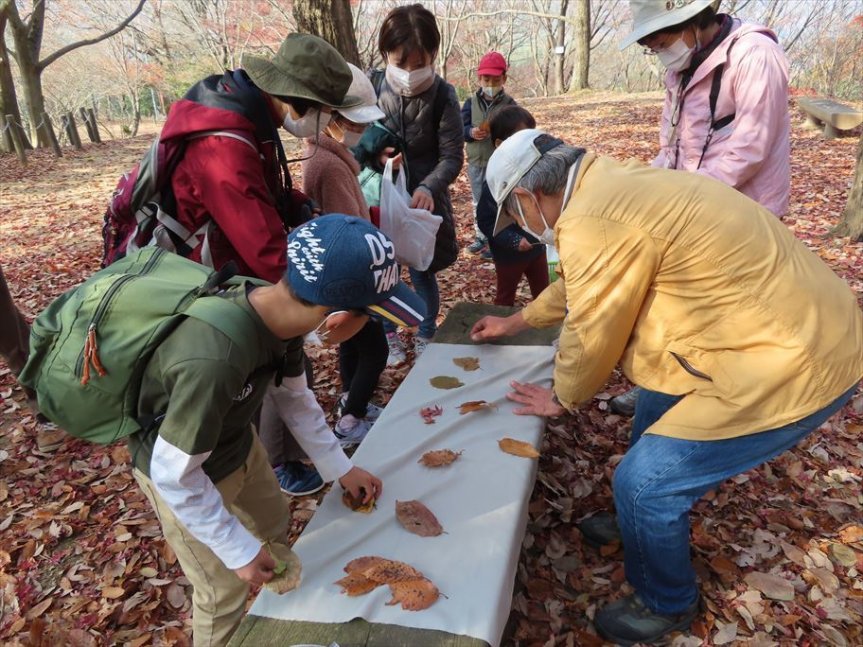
[363,559,425,584]
[458,399,494,414]
[344,555,389,574]
[342,488,376,513]
[395,500,444,537]
[453,356,480,371]
[418,449,463,467]
[386,578,440,611]
[498,437,540,458]
[743,571,795,601]
[838,524,863,544]
[263,543,302,594]
[335,572,380,596]
[429,375,463,389]
[419,405,443,424]
[101,586,125,599]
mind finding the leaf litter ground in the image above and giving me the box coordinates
[0,93,861,645]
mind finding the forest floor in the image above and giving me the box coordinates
[0,92,861,647]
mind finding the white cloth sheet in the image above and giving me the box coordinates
[248,342,555,646]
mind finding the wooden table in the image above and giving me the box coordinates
[228,302,558,647]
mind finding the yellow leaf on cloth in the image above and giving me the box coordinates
[498,437,540,458]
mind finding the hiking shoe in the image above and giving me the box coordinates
[336,393,384,422]
[335,414,373,448]
[35,426,65,453]
[386,332,407,367]
[274,462,324,496]
[414,335,432,358]
[480,249,493,261]
[578,512,622,548]
[594,593,699,646]
[609,386,642,417]
[468,238,487,254]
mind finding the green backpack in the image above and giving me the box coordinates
[18,247,261,445]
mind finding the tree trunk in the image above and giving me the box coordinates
[0,11,30,150]
[833,133,863,242]
[293,0,360,66]
[553,0,568,95]
[570,0,590,91]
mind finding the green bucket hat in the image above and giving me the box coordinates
[242,34,361,109]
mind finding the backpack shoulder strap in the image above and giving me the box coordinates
[184,294,259,348]
[370,69,386,98]
[433,78,450,126]
[708,36,740,130]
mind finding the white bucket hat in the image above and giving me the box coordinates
[336,64,385,124]
[486,129,565,235]
[619,0,715,50]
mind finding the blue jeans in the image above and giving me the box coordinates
[383,267,439,339]
[614,383,858,614]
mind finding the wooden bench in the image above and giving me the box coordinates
[228,302,559,647]
[798,97,863,139]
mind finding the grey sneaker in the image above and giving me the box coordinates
[414,335,432,358]
[336,393,384,422]
[334,414,373,448]
[386,332,407,366]
[594,593,699,646]
[577,512,621,547]
[467,238,487,254]
[609,386,642,417]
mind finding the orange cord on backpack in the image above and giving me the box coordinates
[80,325,108,386]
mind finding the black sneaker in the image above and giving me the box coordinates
[577,512,621,548]
[594,593,699,646]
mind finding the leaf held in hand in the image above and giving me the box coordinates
[453,356,480,371]
[498,437,540,458]
[342,488,376,513]
[386,578,440,611]
[396,499,445,537]
[419,405,443,424]
[458,400,494,414]
[418,449,463,467]
[264,543,302,594]
[430,376,463,389]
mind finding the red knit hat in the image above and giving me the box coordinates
[477,51,507,75]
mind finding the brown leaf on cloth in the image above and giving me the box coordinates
[453,356,480,371]
[395,500,444,537]
[499,437,540,458]
[344,555,389,574]
[418,449,463,467]
[363,559,425,584]
[335,572,380,596]
[458,400,494,414]
[386,578,441,611]
[429,376,464,389]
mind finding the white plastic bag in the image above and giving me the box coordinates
[378,157,442,271]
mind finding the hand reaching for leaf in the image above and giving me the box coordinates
[411,188,434,211]
[507,381,566,417]
[339,466,382,504]
[233,545,276,586]
[470,312,529,342]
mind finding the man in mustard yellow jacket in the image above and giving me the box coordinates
[472,129,862,646]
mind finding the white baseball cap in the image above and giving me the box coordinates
[619,0,715,50]
[485,129,565,235]
[336,64,385,124]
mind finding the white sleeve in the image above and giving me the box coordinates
[150,435,261,570]
[265,375,353,483]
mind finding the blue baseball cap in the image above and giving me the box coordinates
[286,215,426,327]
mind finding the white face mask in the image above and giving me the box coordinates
[481,85,502,98]
[386,64,435,97]
[513,162,579,248]
[515,193,556,247]
[329,120,365,148]
[656,35,697,72]
[283,107,331,138]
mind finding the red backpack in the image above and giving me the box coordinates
[100,129,255,267]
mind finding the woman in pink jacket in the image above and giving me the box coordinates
[622,0,790,218]
[611,0,792,418]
